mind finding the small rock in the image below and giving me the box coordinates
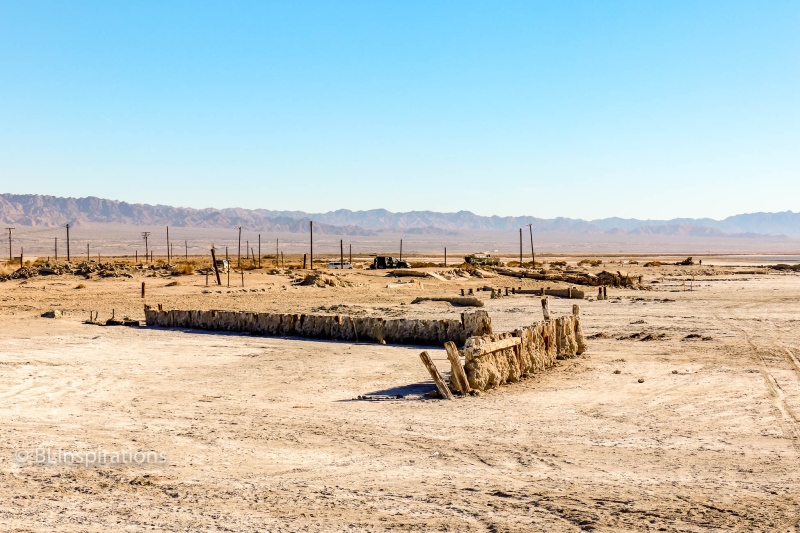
[637,378,645,383]
[672,370,678,374]
[613,370,621,374]
[41,310,62,319]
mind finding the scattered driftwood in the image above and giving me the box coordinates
[419,351,454,400]
[411,296,484,307]
[391,269,429,278]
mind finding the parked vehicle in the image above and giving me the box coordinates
[327,261,353,269]
[464,253,500,266]
[370,256,410,269]
[215,259,230,272]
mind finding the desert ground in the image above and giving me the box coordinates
[1,255,800,531]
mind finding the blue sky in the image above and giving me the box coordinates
[1,1,797,219]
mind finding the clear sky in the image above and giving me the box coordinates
[1,1,797,220]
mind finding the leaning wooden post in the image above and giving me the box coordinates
[541,296,551,321]
[419,351,454,400]
[444,341,471,394]
[210,248,222,285]
[141,282,145,298]
[603,286,607,300]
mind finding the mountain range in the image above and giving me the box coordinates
[1,193,797,237]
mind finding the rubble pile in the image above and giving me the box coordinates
[495,267,643,288]
[298,272,353,288]
[0,266,40,282]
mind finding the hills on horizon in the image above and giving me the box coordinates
[1,193,797,238]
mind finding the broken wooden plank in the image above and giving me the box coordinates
[476,337,521,356]
[411,296,484,307]
[419,351,454,400]
[444,341,471,394]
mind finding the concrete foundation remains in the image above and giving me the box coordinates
[144,307,492,346]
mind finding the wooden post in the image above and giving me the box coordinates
[226,247,230,287]
[276,238,279,268]
[20,247,23,268]
[166,226,170,264]
[541,296,550,320]
[400,239,403,262]
[309,221,313,270]
[237,226,242,269]
[246,240,249,260]
[135,250,138,262]
[598,287,603,300]
[241,270,244,287]
[258,234,261,268]
[603,286,607,300]
[572,304,580,316]
[519,228,523,265]
[349,243,352,264]
[527,223,535,266]
[54,237,58,262]
[303,253,307,270]
[65,223,70,261]
[419,351,454,400]
[210,248,221,285]
[444,341,471,394]
[185,240,188,262]
[141,282,145,298]
[444,247,447,267]
[340,239,344,268]
[281,251,284,269]
[87,243,89,262]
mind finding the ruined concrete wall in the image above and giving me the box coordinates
[144,308,491,346]
[460,315,585,392]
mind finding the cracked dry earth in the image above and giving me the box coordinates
[1,269,800,531]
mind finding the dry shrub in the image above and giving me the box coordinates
[629,260,639,265]
[549,260,567,267]
[643,261,662,267]
[166,280,181,287]
[75,283,86,289]
[578,259,603,267]
[173,262,195,275]
[409,261,441,268]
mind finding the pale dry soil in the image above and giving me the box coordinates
[1,265,799,531]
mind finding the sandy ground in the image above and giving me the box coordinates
[1,259,800,531]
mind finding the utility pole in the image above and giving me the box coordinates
[226,247,230,287]
[519,228,522,265]
[55,237,58,262]
[444,247,447,267]
[5,227,14,262]
[87,243,90,263]
[166,226,170,264]
[340,239,344,268]
[65,224,70,262]
[258,234,261,268]
[237,226,242,269]
[246,240,249,260]
[526,223,535,266]
[185,240,188,262]
[141,232,151,263]
[309,221,314,270]
[400,239,403,262]
[349,243,352,264]
[276,238,279,268]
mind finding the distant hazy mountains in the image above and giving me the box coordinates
[1,193,797,237]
